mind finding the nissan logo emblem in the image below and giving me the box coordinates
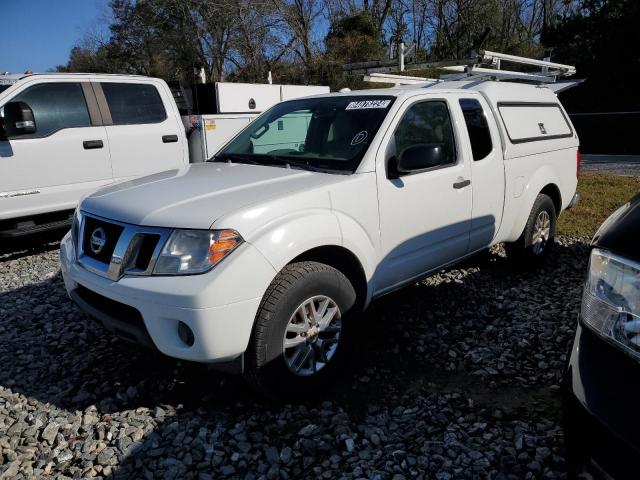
[90,227,107,254]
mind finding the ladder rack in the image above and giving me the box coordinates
[360,50,576,87]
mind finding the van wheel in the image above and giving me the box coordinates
[506,193,557,265]
[245,261,356,400]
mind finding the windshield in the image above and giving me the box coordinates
[212,95,395,173]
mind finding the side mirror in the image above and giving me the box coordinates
[397,144,444,174]
[3,101,36,137]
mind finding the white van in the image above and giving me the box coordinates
[0,73,189,238]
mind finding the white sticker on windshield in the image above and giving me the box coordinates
[345,99,391,110]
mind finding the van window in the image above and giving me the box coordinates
[459,99,492,160]
[394,101,456,167]
[498,103,572,143]
[4,82,91,138]
[101,83,167,125]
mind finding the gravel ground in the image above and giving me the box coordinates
[0,236,590,480]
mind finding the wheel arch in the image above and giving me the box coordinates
[540,183,562,216]
[503,165,563,243]
[290,245,368,312]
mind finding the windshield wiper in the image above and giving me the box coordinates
[210,153,260,165]
[211,153,348,174]
[211,152,292,167]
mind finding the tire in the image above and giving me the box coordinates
[244,261,357,400]
[505,193,557,266]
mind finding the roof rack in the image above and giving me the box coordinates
[361,49,577,87]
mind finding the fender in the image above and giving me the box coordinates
[501,164,562,242]
[236,207,377,304]
[332,210,378,304]
[253,208,374,265]
[247,209,343,273]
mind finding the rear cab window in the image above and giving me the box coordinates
[101,83,167,125]
[498,102,572,143]
[459,98,492,160]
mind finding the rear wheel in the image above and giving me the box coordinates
[244,261,356,400]
[506,193,557,266]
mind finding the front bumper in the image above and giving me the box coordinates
[60,231,275,364]
[563,322,640,479]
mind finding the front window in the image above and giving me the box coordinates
[1,82,91,138]
[393,100,456,167]
[213,95,395,173]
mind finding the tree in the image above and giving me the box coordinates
[58,0,574,88]
[544,0,640,112]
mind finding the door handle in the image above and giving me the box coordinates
[162,134,178,143]
[453,179,471,189]
[83,140,103,149]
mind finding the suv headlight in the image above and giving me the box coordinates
[153,229,243,275]
[582,248,640,358]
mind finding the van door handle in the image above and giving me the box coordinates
[83,140,103,149]
[453,179,471,189]
[162,134,178,143]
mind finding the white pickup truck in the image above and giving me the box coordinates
[60,80,580,398]
[0,73,189,238]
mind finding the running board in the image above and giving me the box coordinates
[0,216,72,238]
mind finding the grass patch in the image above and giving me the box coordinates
[557,172,640,237]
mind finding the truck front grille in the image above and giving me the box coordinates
[77,212,171,281]
[82,217,124,263]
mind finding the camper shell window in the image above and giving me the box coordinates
[498,102,572,144]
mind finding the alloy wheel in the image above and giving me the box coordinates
[282,295,342,376]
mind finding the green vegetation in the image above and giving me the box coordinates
[557,173,640,237]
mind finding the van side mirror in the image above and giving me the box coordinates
[3,101,36,137]
[397,144,444,174]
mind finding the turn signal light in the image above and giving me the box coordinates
[209,230,242,263]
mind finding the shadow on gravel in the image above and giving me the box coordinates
[0,240,590,479]
[0,229,67,261]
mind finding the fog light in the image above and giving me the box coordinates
[177,321,194,347]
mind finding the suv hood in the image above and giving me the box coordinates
[81,162,341,229]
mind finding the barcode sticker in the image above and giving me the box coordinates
[345,99,392,110]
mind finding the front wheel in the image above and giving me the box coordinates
[505,193,557,266]
[244,261,356,400]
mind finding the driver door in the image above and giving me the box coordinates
[0,81,112,219]
[373,96,473,294]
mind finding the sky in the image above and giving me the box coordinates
[0,0,109,73]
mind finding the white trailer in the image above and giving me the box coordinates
[184,82,329,163]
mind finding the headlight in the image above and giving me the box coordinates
[153,229,243,275]
[582,248,640,359]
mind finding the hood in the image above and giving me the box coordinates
[81,162,341,229]
[592,191,640,263]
